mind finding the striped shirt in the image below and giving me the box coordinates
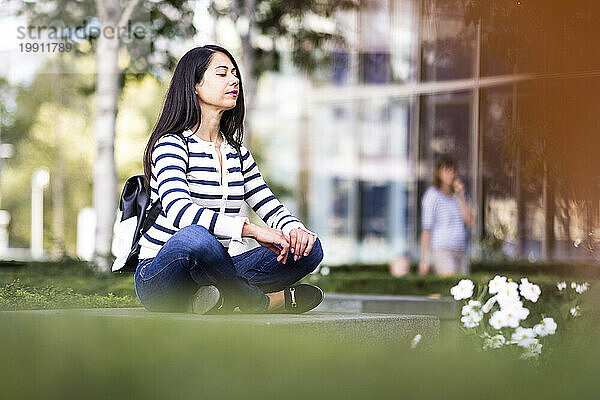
[138,129,310,259]
[421,186,467,251]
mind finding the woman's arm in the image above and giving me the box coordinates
[419,188,435,276]
[240,146,316,259]
[419,230,431,276]
[242,220,291,264]
[152,134,248,241]
[453,179,474,228]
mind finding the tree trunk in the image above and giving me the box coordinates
[515,147,526,260]
[52,143,65,259]
[512,77,526,260]
[239,0,256,148]
[541,160,555,260]
[92,9,121,272]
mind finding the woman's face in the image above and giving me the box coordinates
[195,51,239,111]
[438,166,456,187]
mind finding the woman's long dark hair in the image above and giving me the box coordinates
[143,45,245,194]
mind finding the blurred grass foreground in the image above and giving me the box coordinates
[0,259,598,399]
[0,300,598,399]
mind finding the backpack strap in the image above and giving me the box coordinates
[139,199,162,239]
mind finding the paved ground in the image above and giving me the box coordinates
[0,293,460,345]
[1,307,440,345]
[314,293,459,319]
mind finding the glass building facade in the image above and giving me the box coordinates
[251,0,598,266]
[301,0,546,265]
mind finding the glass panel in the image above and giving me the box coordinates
[330,51,350,86]
[357,0,418,84]
[359,181,390,240]
[360,0,392,84]
[309,96,412,264]
[481,16,514,77]
[390,0,418,83]
[480,85,517,257]
[355,97,411,262]
[421,0,476,81]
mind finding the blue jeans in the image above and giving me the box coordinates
[134,224,323,313]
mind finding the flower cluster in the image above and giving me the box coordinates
[556,280,589,318]
[556,281,589,294]
[450,275,564,360]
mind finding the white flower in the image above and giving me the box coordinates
[320,266,330,276]
[496,281,520,309]
[514,304,530,321]
[575,282,590,294]
[511,327,537,347]
[461,300,484,326]
[489,310,509,330]
[571,282,577,289]
[533,317,557,336]
[488,275,508,294]
[483,334,506,349]
[570,305,581,317]
[481,296,497,313]
[462,300,482,316]
[461,315,479,328]
[489,300,530,330]
[519,341,543,359]
[519,278,541,302]
[557,281,566,291]
[410,334,422,349]
[450,279,474,300]
[502,304,528,328]
[529,341,543,354]
[503,297,530,315]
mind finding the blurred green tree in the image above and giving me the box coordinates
[12,0,364,269]
[19,0,196,271]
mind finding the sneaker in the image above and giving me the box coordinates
[281,284,323,314]
[188,285,222,314]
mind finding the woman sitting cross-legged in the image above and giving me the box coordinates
[134,45,324,314]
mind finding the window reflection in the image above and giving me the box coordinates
[421,0,476,81]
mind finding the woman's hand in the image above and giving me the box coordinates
[242,222,291,263]
[452,177,465,198]
[452,178,474,228]
[289,228,317,261]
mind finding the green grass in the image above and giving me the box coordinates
[1,258,598,310]
[307,271,587,298]
[0,259,138,310]
[0,306,598,399]
[0,279,138,310]
[0,258,598,398]
[0,259,134,297]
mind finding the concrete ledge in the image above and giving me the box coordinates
[314,293,459,320]
[1,308,439,345]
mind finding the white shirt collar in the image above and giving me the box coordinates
[182,128,229,148]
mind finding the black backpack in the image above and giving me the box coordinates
[111,133,188,273]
